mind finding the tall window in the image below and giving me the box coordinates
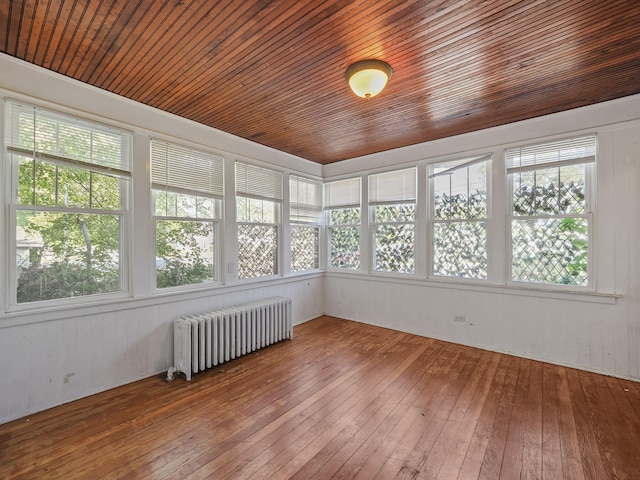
[151,140,223,288]
[290,175,322,272]
[430,155,490,279]
[325,177,361,269]
[6,100,131,304]
[507,136,595,286]
[369,167,416,274]
[236,162,282,279]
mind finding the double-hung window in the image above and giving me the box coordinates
[507,136,595,287]
[6,100,131,304]
[235,161,282,279]
[151,140,223,289]
[325,177,361,269]
[430,155,490,279]
[369,167,416,274]
[290,175,322,272]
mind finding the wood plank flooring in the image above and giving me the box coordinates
[1,316,639,479]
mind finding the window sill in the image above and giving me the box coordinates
[0,271,324,328]
[323,270,619,304]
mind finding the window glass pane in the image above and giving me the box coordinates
[156,220,215,288]
[329,226,359,269]
[197,197,216,218]
[237,197,278,224]
[374,224,414,273]
[468,162,487,218]
[18,157,35,205]
[329,207,360,225]
[16,210,121,303]
[236,196,249,223]
[237,224,278,278]
[154,191,176,217]
[514,165,586,217]
[32,161,56,206]
[433,174,452,220]
[176,193,197,218]
[91,173,122,211]
[433,163,487,220]
[374,204,415,223]
[533,167,560,215]
[291,226,319,272]
[513,171,535,216]
[559,164,586,214]
[56,165,91,208]
[433,221,487,279]
[512,217,588,285]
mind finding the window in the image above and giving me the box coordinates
[6,100,131,304]
[151,140,223,288]
[325,177,361,269]
[430,155,490,279]
[507,136,595,286]
[290,175,322,272]
[236,162,282,279]
[369,167,416,273]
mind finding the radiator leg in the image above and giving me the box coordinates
[165,366,179,382]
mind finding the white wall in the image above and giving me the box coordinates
[0,55,325,424]
[323,96,640,382]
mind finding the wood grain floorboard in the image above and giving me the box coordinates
[1,316,638,480]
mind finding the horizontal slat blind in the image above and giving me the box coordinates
[429,154,491,178]
[151,140,224,198]
[324,177,361,209]
[506,135,596,173]
[290,175,322,224]
[369,167,416,205]
[6,99,132,173]
[235,161,283,201]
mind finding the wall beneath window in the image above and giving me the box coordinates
[0,55,325,424]
[323,95,640,382]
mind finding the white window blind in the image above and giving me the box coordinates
[290,175,322,224]
[429,154,491,178]
[324,177,361,209]
[506,135,596,173]
[369,167,417,205]
[6,99,132,175]
[235,161,283,201]
[151,140,224,198]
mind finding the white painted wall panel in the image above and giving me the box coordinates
[324,117,640,383]
[0,277,323,424]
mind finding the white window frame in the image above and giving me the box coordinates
[235,161,283,280]
[150,139,224,290]
[5,99,132,308]
[369,167,417,275]
[290,174,323,272]
[506,135,596,289]
[428,154,491,281]
[324,177,362,270]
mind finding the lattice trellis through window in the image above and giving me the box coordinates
[374,223,415,273]
[237,224,278,279]
[433,221,487,279]
[512,218,588,286]
[291,226,319,272]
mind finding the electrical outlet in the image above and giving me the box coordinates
[454,315,466,322]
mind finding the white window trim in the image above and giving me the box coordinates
[506,136,596,291]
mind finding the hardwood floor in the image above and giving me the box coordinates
[1,316,639,479]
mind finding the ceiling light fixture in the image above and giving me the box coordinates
[345,59,393,99]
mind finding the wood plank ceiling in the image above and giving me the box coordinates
[2,0,640,164]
